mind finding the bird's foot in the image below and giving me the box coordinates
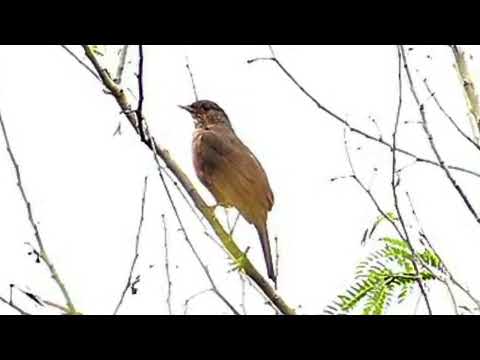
[228,247,250,274]
[205,203,220,214]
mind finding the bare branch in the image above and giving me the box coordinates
[247,51,480,180]
[185,56,199,101]
[183,289,212,315]
[60,45,100,82]
[268,45,277,58]
[115,45,130,85]
[150,134,240,315]
[423,78,480,153]
[445,280,459,315]
[136,45,146,142]
[451,45,480,143]
[274,236,280,291]
[344,129,432,314]
[239,273,247,315]
[80,44,295,315]
[113,176,148,315]
[390,47,432,315]
[0,112,76,314]
[161,214,173,315]
[405,191,480,312]
[400,45,480,225]
[0,295,31,315]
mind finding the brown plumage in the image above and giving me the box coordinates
[179,100,276,282]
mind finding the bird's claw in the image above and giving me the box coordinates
[228,247,250,274]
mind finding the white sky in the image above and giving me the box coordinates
[1,45,480,315]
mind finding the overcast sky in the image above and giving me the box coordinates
[1,45,480,315]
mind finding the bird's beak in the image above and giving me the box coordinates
[178,105,194,113]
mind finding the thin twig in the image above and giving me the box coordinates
[229,212,241,236]
[400,45,480,225]
[274,236,280,291]
[423,78,480,152]
[451,45,480,143]
[161,214,173,315]
[0,112,76,314]
[344,129,432,314]
[150,134,240,315]
[239,273,247,315]
[0,295,31,315]
[115,45,130,85]
[113,176,148,315]
[246,52,480,180]
[390,48,432,315]
[405,191,480,311]
[60,45,100,82]
[136,45,146,142]
[444,280,459,315]
[80,44,295,315]
[267,45,276,59]
[185,56,199,101]
[183,289,213,315]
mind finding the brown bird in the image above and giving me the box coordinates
[179,100,276,282]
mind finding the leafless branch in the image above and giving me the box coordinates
[445,280,459,315]
[400,45,480,225]
[80,44,295,315]
[405,191,480,312]
[391,47,432,313]
[161,214,173,315]
[60,45,100,82]
[274,236,280,291]
[344,128,432,314]
[185,56,199,101]
[0,295,31,315]
[423,78,480,152]
[229,213,241,236]
[247,51,480,180]
[183,288,213,315]
[451,45,480,143]
[150,134,240,315]
[115,45,130,85]
[113,176,148,315]
[268,45,277,58]
[136,45,146,142]
[239,273,247,315]
[0,111,76,314]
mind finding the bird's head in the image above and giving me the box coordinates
[179,100,233,129]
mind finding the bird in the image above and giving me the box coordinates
[179,100,276,282]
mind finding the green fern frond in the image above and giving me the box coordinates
[325,217,441,315]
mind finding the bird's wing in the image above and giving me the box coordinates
[194,127,274,222]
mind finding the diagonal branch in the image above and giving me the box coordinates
[113,176,148,315]
[451,45,480,143]
[390,48,432,314]
[136,45,146,142]
[60,45,100,82]
[115,45,130,85]
[161,214,173,315]
[400,45,480,225]
[344,129,432,314]
[247,52,480,180]
[0,112,76,314]
[185,56,199,102]
[0,295,31,315]
[79,45,295,315]
[423,78,480,153]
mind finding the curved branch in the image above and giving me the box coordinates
[0,112,76,314]
[247,54,480,180]
[400,46,480,225]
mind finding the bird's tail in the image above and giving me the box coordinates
[255,224,276,284]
